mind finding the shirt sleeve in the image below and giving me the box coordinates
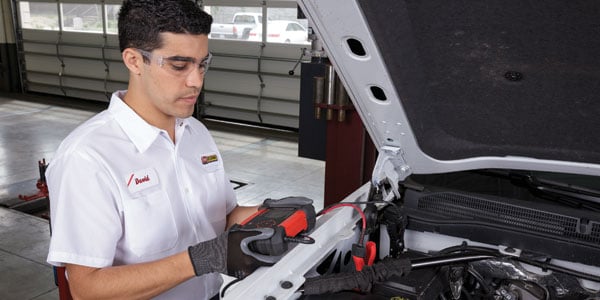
[46,149,122,268]
[224,173,238,215]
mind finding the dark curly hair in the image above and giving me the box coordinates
[117,0,213,52]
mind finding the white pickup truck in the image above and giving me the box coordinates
[210,12,263,40]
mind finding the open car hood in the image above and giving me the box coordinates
[299,0,600,179]
[221,2,600,299]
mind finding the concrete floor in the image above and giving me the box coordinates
[0,93,325,300]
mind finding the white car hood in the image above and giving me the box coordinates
[298,0,600,179]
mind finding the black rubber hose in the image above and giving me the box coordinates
[303,257,412,295]
[302,252,497,295]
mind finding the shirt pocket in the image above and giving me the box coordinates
[122,188,178,256]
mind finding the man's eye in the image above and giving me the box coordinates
[168,61,190,72]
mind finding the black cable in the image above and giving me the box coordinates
[302,257,412,295]
[467,265,493,296]
[438,243,498,256]
[437,244,600,283]
[284,235,315,244]
[460,288,474,300]
[220,277,243,298]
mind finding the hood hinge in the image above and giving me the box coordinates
[371,145,411,202]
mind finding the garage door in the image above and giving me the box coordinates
[14,0,309,129]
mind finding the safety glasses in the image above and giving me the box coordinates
[136,49,212,77]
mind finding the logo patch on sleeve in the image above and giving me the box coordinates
[126,168,159,194]
[201,153,219,165]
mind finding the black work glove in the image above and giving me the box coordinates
[188,231,228,276]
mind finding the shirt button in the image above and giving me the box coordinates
[184,188,190,194]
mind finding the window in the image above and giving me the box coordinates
[288,23,305,32]
[19,2,119,34]
[264,8,309,44]
[61,3,103,33]
[19,2,59,31]
[204,6,262,40]
[106,5,121,34]
[234,14,262,24]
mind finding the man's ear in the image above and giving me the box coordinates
[122,48,143,75]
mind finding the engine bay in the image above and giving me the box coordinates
[299,170,600,299]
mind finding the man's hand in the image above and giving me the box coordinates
[187,204,261,276]
[188,232,228,276]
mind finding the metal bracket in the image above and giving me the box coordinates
[498,245,522,257]
[371,145,411,201]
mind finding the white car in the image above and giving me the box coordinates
[223,0,600,299]
[247,20,309,44]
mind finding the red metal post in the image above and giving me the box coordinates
[323,110,376,206]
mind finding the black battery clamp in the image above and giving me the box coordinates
[227,196,317,279]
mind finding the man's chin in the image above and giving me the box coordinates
[174,108,195,119]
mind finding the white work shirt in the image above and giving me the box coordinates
[47,90,237,299]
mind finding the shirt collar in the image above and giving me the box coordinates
[109,90,162,153]
[176,118,191,130]
[174,117,192,142]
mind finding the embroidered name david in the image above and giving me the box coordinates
[130,175,150,186]
[125,168,159,193]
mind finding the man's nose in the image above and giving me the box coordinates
[186,67,205,88]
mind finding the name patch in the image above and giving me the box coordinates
[126,168,159,194]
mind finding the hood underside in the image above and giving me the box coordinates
[361,0,600,163]
[300,0,600,177]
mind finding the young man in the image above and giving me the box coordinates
[46,1,257,298]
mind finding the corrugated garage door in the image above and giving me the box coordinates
[14,0,309,129]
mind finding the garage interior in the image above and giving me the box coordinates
[4,0,600,299]
[0,0,374,299]
[0,92,326,299]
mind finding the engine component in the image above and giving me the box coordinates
[403,189,600,266]
[494,280,547,300]
[372,266,445,300]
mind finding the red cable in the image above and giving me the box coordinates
[318,203,367,245]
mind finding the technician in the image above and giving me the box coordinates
[46,1,257,299]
